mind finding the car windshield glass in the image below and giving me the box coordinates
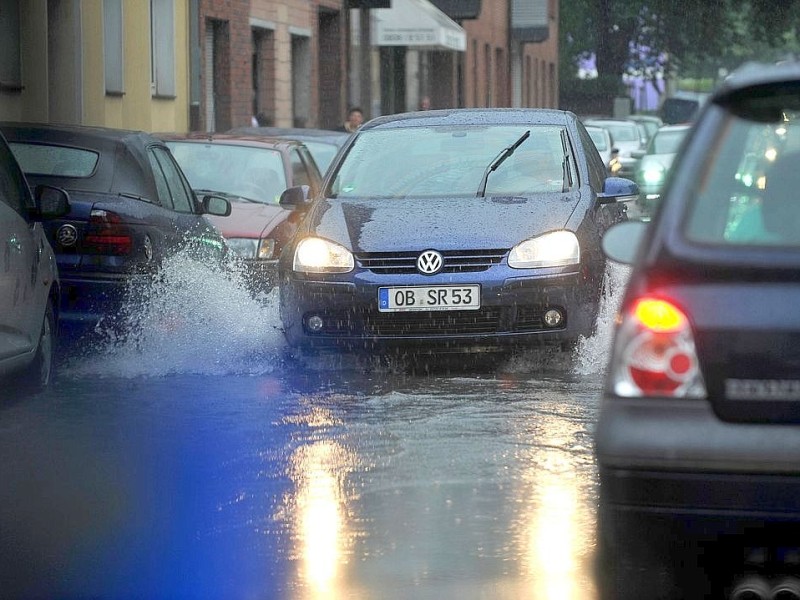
[684,108,800,248]
[587,128,608,151]
[9,142,99,177]
[329,125,569,198]
[597,123,638,142]
[650,129,687,154]
[302,140,338,174]
[166,142,287,204]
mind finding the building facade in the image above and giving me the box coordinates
[0,0,559,133]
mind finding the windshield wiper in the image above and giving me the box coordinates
[476,130,531,197]
[193,188,260,203]
[559,130,573,193]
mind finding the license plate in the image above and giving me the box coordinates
[378,285,481,312]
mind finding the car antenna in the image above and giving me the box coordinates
[476,130,530,197]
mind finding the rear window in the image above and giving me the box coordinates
[9,142,99,177]
[650,128,688,154]
[684,99,800,248]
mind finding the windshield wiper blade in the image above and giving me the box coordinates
[476,130,530,197]
[193,188,260,203]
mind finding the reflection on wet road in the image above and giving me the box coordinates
[1,363,603,599]
[0,256,629,599]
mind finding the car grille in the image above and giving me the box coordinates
[355,249,507,274]
[306,305,563,337]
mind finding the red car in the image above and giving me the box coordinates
[161,133,323,292]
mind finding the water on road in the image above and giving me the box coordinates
[0,253,630,599]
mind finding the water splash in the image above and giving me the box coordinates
[572,262,631,376]
[65,251,286,378]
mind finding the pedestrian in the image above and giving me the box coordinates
[337,107,363,133]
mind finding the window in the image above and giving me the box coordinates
[0,0,21,90]
[9,143,99,178]
[104,0,125,94]
[150,147,193,213]
[685,111,800,247]
[290,149,312,189]
[0,140,28,217]
[150,0,175,97]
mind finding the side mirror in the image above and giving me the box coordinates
[279,185,312,210]
[33,185,70,219]
[602,220,649,264]
[202,194,231,217]
[597,176,639,204]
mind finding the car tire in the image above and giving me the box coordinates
[19,299,56,392]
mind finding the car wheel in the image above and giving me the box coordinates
[20,300,56,392]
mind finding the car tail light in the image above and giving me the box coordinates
[84,209,133,255]
[608,297,707,398]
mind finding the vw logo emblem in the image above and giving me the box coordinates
[417,250,443,275]
[56,224,78,247]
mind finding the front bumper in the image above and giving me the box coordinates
[280,266,600,351]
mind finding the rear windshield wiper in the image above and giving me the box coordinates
[476,130,531,197]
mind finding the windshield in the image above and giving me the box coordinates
[166,141,287,204]
[329,125,571,198]
[685,109,800,247]
[587,128,608,151]
[649,128,688,154]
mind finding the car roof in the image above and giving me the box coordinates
[0,121,161,197]
[156,132,306,151]
[656,124,693,133]
[360,108,574,131]
[228,127,348,143]
[713,60,800,103]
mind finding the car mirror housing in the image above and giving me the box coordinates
[33,185,70,219]
[279,185,312,210]
[598,177,639,204]
[202,194,232,217]
[601,220,648,264]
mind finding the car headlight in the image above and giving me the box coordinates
[508,231,580,268]
[293,237,354,273]
[642,167,665,185]
[226,237,276,260]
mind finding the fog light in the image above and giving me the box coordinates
[544,309,564,328]
[306,315,324,333]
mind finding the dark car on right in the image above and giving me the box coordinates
[595,61,800,600]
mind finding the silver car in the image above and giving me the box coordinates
[0,132,68,392]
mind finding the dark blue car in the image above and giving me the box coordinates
[277,108,638,354]
[595,61,800,599]
[0,123,231,340]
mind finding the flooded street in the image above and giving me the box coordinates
[0,256,629,599]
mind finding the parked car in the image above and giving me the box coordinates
[633,123,692,219]
[583,118,645,179]
[586,125,615,172]
[278,108,638,355]
[226,127,349,176]
[0,131,69,391]
[595,61,800,600]
[1,123,231,340]
[161,133,323,292]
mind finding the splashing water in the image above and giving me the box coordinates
[572,262,631,376]
[66,251,286,378]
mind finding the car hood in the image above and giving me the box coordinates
[307,194,582,252]
[206,201,288,238]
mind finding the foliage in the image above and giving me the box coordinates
[560,0,800,84]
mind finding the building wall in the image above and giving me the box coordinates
[462,2,509,108]
[0,1,190,132]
